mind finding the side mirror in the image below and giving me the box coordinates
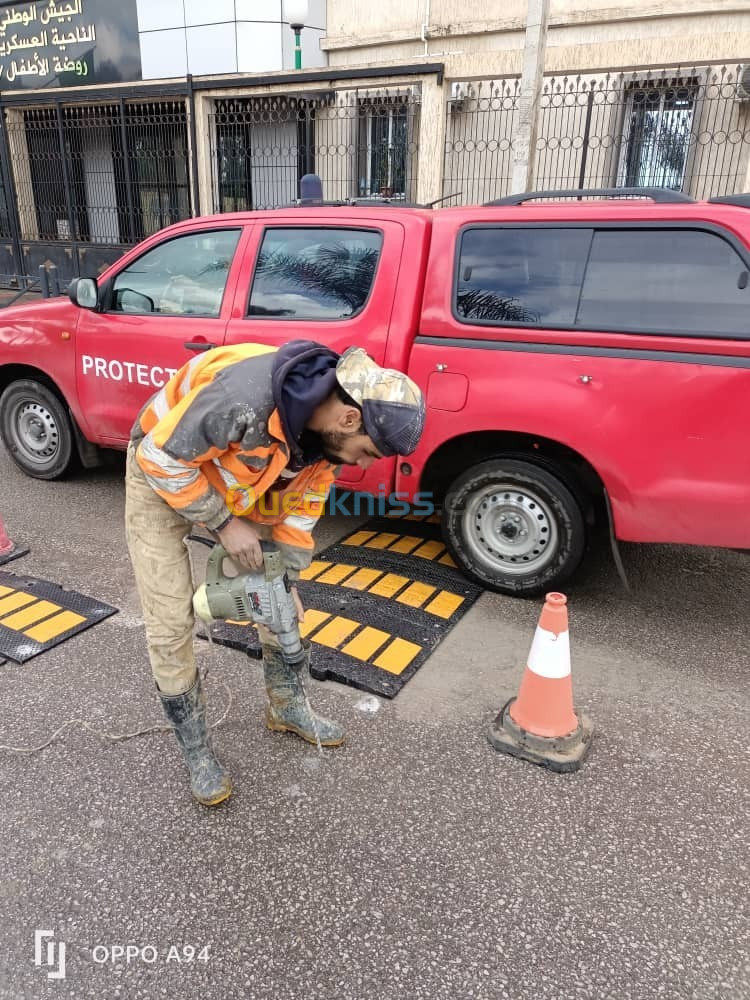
[68,277,99,310]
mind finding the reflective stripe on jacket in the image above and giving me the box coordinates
[130,342,337,576]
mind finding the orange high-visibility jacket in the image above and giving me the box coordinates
[131,342,337,577]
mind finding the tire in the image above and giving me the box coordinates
[442,458,586,597]
[0,379,75,480]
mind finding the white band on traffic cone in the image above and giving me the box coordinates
[527,626,571,679]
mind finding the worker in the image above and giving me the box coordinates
[125,340,425,807]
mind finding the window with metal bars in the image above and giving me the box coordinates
[357,99,409,198]
[618,80,697,191]
[20,101,189,245]
[213,97,316,212]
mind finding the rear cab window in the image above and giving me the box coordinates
[454,223,750,338]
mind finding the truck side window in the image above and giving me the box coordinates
[110,229,241,317]
[455,227,591,326]
[576,229,750,337]
[248,227,383,319]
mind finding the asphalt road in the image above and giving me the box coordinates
[0,449,748,1000]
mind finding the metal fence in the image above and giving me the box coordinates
[209,89,421,211]
[444,65,750,204]
[0,97,191,285]
[0,64,748,291]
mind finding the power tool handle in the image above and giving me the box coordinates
[206,540,281,584]
[205,543,228,587]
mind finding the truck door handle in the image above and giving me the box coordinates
[184,341,216,352]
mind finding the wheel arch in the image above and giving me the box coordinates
[0,364,99,468]
[419,430,607,524]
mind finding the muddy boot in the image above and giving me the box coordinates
[263,644,345,747]
[159,675,232,806]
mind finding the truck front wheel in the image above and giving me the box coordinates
[0,379,75,480]
[442,458,586,596]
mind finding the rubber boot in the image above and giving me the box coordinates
[263,644,345,747]
[159,675,232,806]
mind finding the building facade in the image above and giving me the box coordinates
[0,0,748,285]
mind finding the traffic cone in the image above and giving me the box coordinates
[0,516,14,556]
[488,593,593,772]
[0,516,27,567]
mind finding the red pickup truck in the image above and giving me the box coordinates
[1,187,749,596]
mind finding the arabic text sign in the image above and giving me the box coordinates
[0,0,141,88]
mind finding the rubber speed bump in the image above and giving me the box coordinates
[195,514,482,698]
[0,570,118,663]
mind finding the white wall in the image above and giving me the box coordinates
[135,0,326,79]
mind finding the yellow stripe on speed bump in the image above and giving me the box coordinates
[412,540,446,561]
[424,591,465,619]
[303,560,465,619]
[312,616,359,648]
[342,626,390,661]
[369,573,410,599]
[389,535,422,554]
[0,584,13,597]
[316,564,357,585]
[397,581,436,608]
[299,560,332,581]
[25,610,86,642]
[342,567,382,591]
[374,638,422,675]
[299,609,331,638]
[1,599,62,631]
[301,610,423,673]
[0,591,37,616]
[364,532,400,549]
[342,530,377,547]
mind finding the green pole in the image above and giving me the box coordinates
[294,28,302,69]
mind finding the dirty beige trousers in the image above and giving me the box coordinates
[125,442,280,696]
[125,442,199,696]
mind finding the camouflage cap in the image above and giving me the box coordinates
[335,346,425,457]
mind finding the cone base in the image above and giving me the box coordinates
[0,544,28,567]
[488,698,593,773]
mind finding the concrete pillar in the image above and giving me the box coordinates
[510,0,550,195]
[193,93,214,216]
[416,76,447,206]
[5,108,38,240]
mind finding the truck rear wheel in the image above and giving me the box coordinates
[442,458,586,596]
[0,379,75,480]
